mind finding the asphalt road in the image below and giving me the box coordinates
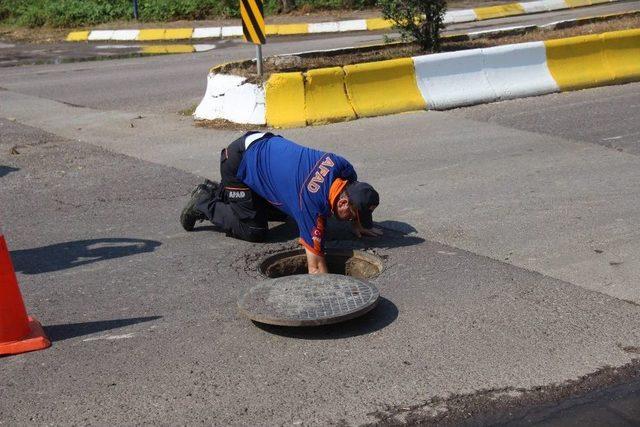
[1,114,639,425]
[1,3,640,425]
[0,0,639,109]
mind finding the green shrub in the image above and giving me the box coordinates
[378,0,447,52]
[0,0,380,28]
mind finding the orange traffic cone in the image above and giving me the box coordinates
[0,232,50,356]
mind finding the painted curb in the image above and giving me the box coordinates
[194,74,265,124]
[193,28,640,128]
[66,0,621,42]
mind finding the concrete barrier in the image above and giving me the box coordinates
[221,26,243,37]
[365,18,393,31]
[88,30,114,41]
[544,0,572,11]
[414,49,497,109]
[112,30,140,41]
[265,73,306,128]
[521,1,550,14]
[474,3,525,20]
[164,28,194,40]
[545,29,640,90]
[309,22,340,33]
[304,67,356,125]
[194,28,639,127]
[194,74,265,124]
[483,42,559,99]
[602,29,640,83]
[443,10,479,24]
[66,31,90,42]
[344,59,426,117]
[137,29,166,41]
[338,20,368,32]
[276,24,309,35]
[193,27,221,39]
[414,41,560,109]
[545,34,612,90]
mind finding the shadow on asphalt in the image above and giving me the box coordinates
[251,297,398,339]
[0,165,20,177]
[190,219,424,249]
[192,218,329,243]
[43,316,162,341]
[377,220,418,235]
[266,219,299,243]
[325,219,426,250]
[10,238,161,274]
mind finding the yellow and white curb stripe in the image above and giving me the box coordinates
[138,44,217,54]
[193,28,640,128]
[66,0,620,42]
[413,41,558,109]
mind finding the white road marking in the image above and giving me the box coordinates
[603,131,640,141]
[83,333,135,342]
[437,250,458,255]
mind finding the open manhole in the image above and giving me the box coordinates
[240,249,385,327]
[259,249,384,279]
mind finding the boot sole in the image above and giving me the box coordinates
[180,185,207,231]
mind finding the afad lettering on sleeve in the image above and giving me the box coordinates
[307,156,335,193]
[300,215,326,255]
[311,216,326,253]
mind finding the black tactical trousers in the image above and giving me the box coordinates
[196,134,269,243]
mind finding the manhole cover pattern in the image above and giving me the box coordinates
[239,274,379,326]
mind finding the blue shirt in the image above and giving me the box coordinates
[237,135,357,255]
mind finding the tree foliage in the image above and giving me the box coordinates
[0,0,378,28]
[377,0,447,52]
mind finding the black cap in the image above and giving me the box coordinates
[347,181,379,228]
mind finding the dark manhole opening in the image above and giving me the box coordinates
[259,249,383,279]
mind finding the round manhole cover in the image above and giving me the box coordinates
[238,274,379,326]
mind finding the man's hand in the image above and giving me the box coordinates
[305,248,328,275]
[352,222,383,238]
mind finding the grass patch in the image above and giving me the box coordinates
[178,104,198,117]
[0,0,527,29]
[195,118,267,131]
[0,23,70,43]
[0,0,378,28]
[478,11,640,44]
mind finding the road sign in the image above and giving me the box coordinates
[240,0,266,44]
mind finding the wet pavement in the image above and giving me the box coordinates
[405,361,640,426]
[0,40,221,67]
[532,383,640,427]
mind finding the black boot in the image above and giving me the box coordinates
[180,183,212,231]
[203,179,219,195]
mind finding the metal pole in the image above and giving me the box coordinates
[133,0,139,20]
[256,44,263,77]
